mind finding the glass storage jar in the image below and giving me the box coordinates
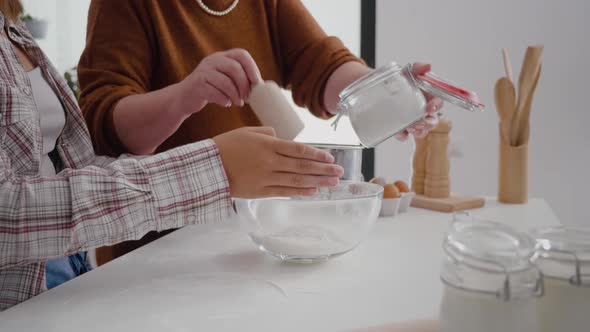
[439,217,543,332]
[531,226,590,332]
[336,63,484,147]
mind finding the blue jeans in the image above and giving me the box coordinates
[45,252,92,289]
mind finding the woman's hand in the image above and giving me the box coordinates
[173,49,262,116]
[394,63,443,141]
[110,49,262,155]
[213,127,344,198]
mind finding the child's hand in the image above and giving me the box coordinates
[213,127,344,198]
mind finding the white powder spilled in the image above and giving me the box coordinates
[249,225,353,258]
[349,76,426,147]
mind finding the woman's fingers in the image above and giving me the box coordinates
[412,62,431,75]
[203,82,231,107]
[196,49,262,106]
[424,114,439,130]
[406,117,438,138]
[395,130,410,142]
[413,128,428,138]
[401,114,438,140]
[401,97,442,138]
[205,70,241,106]
[412,62,439,103]
[215,57,250,104]
[224,49,262,85]
[422,91,435,102]
[413,121,427,130]
[426,98,443,114]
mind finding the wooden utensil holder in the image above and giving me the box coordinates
[498,137,528,204]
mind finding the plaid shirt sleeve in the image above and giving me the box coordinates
[0,13,233,308]
[0,140,232,270]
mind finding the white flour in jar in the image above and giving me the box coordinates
[537,278,590,332]
[439,286,539,332]
[249,225,353,258]
[349,75,426,147]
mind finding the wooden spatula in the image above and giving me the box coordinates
[511,46,544,145]
[494,77,516,144]
[502,48,514,82]
[517,64,542,145]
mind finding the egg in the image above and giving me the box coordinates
[370,177,387,186]
[383,184,401,199]
[394,180,410,193]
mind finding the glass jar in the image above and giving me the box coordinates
[439,217,543,332]
[531,226,590,332]
[335,63,484,147]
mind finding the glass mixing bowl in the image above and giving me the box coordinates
[233,182,383,262]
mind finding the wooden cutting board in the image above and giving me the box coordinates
[411,195,485,213]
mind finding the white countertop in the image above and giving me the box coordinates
[0,199,560,332]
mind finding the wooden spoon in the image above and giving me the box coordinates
[502,48,514,83]
[510,46,544,145]
[494,77,516,144]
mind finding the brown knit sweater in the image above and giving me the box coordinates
[77,0,360,263]
[78,0,361,156]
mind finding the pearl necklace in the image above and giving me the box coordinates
[196,0,239,16]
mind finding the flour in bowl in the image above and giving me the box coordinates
[249,225,354,258]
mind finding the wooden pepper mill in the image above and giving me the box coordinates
[411,119,485,212]
[424,119,452,198]
[411,136,427,195]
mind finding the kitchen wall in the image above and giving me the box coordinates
[375,0,590,226]
[292,0,361,145]
[20,0,91,73]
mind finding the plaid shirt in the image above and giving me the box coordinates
[0,13,232,311]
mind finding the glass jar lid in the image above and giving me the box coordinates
[531,226,590,286]
[338,62,404,104]
[445,220,536,273]
[442,219,542,300]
